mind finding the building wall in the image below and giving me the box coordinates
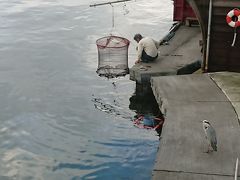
[187,0,240,72]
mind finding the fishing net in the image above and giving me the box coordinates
[96,35,130,78]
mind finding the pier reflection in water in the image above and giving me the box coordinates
[129,83,164,136]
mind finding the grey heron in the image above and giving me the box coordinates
[202,120,217,153]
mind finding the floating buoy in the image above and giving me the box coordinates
[226,9,240,28]
[226,9,240,46]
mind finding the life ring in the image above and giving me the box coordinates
[226,9,240,28]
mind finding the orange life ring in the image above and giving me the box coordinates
[226,9,240,28]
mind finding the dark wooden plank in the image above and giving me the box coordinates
[208,66,240,72]
[213,1,240,8]
[213,7,235,16]
[211,24,235,33]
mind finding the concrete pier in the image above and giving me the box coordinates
[210,72,240,119]
[129,25,202,84]
[151,73,240,180]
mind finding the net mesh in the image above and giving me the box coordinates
[96,35,130,78]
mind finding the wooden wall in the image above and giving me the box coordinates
[186,0,240,72]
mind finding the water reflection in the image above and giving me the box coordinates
[92,96,123,116]
[129,83,161,115]
[129,83,164,136]
[0,0,172,179]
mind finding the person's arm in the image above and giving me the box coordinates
[135,41,143,64]
[154,39,160,49]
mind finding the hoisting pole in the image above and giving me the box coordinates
[205,0,212,72]
[90,0,132,7]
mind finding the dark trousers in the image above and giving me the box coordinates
[141,50,158,63]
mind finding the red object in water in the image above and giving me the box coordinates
[133,115,164,130]
[173,0,196,22]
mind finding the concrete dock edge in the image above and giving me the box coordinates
[151,73,240,180]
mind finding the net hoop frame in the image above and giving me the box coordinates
[96,35,130,49]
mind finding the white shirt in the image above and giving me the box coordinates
[137,37,159,60]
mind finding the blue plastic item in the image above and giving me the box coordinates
[143,116,155,127]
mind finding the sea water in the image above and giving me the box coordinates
[0,0,173,179]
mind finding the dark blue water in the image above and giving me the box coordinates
[0,0,172,179]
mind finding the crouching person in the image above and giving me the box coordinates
[134,33,159,64]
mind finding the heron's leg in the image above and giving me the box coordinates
[209,144,214,152]
[207,142,215,153]
[204,146,210,153]
[203,137,210,153]
[207,143,211,153]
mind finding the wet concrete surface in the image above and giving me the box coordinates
[130,25,202,84]
[151,73,240,180]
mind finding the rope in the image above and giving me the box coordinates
[231,28,237,47]
[110,4,115,33]
[109,4,124,37]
